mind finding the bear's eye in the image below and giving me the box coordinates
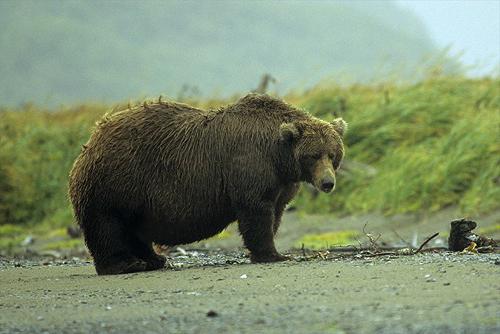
[328,153,336,160]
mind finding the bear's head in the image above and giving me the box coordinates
[280,118,347,193]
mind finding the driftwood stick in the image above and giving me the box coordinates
[415,232,439,254]
[362,251,397,257]
[325,246,448,253]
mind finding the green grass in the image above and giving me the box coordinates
[212,230,233,240]
[295,231,360,249]
[0,224,25,237]
[0,75,499,237]
[477,224,500,235]
[291,76,500,216]
[0,104,107,227]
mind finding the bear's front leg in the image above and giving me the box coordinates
[237,203,288,263]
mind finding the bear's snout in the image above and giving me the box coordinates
[311,156,336,193]
[320,179,335,193]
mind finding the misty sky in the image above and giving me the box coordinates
[398,0,500,74]
[1,0,499,106]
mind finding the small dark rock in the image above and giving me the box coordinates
[206,310,218,317]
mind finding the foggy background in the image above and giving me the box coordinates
[0,0,498,106]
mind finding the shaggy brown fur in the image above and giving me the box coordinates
[68,94,346,275]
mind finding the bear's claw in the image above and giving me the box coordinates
[95,258,148,275]
[144,254,166,271]
[250,253,290,263]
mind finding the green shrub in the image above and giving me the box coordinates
[292,77,500,216]
[0,76,498,230]
[0,104,106,226]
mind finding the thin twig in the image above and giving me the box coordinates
[363,223,381,251]
[362,251,397,257]
[354,237,364,249]
[415,232,439,254]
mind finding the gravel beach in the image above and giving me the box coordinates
[1,250,499,334]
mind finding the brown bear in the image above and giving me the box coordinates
[68,94,346,275]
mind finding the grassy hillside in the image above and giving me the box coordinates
[0,0,437,106]
[0,76,499,231]
[290,76,500,215]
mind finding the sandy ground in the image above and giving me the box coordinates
[1,251,499,334]
[1,210,499,334]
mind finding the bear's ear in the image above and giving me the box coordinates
[279,123,300,143]
[331,118,347,137]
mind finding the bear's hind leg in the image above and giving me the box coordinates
[82,212,148,275]
[128,236,166,271]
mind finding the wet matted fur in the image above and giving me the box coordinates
[68,94,346,275]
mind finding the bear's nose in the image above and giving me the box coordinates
[320,180,335,193]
